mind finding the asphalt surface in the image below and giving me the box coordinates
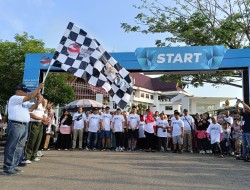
[0,149,249,190]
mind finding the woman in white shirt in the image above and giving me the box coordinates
[144,109,155,152]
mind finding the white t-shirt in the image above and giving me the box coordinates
[181,115,194,131]
[8,95,30,123]
[30,103,45,122]
[101,113,112,131]
[112,115,124,132]
[87,114,101,132]
[156,119,169,137]
[128,114,140,129]
[138,121,146,138]
[171,119,184,137]
[73,112,86,129]
[206,123,223,144]
[224,116,233,125]
[144,121,155,133]
[0,114,2,120]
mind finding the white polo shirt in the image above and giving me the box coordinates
[88,114,101,132]
[8,95,30,123]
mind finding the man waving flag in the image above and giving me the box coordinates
[51,22,133,108]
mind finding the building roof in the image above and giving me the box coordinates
[130,73,179,91]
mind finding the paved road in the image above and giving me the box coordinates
[0,150,249,190]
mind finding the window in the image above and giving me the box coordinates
[150,95,154,100]
[141,93,144,98]
[146,94,149,99]
[165,106,173,110]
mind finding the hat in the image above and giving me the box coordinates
[15,84,31,92]
[183,109,188,112]
[174,110,178,113]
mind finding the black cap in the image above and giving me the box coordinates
[183,109,188,112]
[174,110,178,113]
[15,84,31,92]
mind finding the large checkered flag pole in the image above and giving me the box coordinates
[49,22,133,108]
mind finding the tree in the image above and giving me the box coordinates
[121,0,250,88]
[0,32,54,106]
[44,73,75,106]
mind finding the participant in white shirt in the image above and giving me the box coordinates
[86,108,101,150]
[72,107,87,149]
[170,111,184,153]
[4,83,43,174]
[223,109,233,125]
[112,108,125,152]
[128,106,140,151]
[156,113,169,152]
[24,94,48,164]
[181,109,194,152]
[206,116,224,157]
[100,106,112,150]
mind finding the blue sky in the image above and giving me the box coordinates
[0,0,243,102]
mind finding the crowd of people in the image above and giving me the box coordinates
[2,83,250,176]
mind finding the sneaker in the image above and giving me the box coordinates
[85,147,89,151]
[64,149,68,151]
[14,168,24,173]
[115,147,119,152]
[219,155,224,158]
[22,160,32,164]
[209,150,213,154]
[47,148,50,151]
[3,170,19,175]
[178,150,183,154]
[37,151,44,157]
[199,150,203,154]
[34,157,40,162]
[93,148,96,151]
[120,148,123,152]
[57,149,61,150]
[189,150,193,153]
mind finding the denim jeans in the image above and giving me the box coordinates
[87,132,97,149]
[3,121,28,172]
[242,133,250,158]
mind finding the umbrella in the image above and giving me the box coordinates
[64,99,103,110]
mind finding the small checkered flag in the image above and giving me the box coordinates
[51,22,133,108]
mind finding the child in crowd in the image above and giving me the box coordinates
[206,116,224,158]
[220,122,231,155]
[231,119,242,156]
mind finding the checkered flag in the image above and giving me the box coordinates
[51,22,133,109]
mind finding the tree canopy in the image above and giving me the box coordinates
[121,0,250,88]
[44,73,75,106]
[0,32,74,108]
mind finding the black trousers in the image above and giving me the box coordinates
[158,137,167,151]
[211,142,222,155]
[57,133,71,149]
[115,132,123,148]
[145,131,154,150]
